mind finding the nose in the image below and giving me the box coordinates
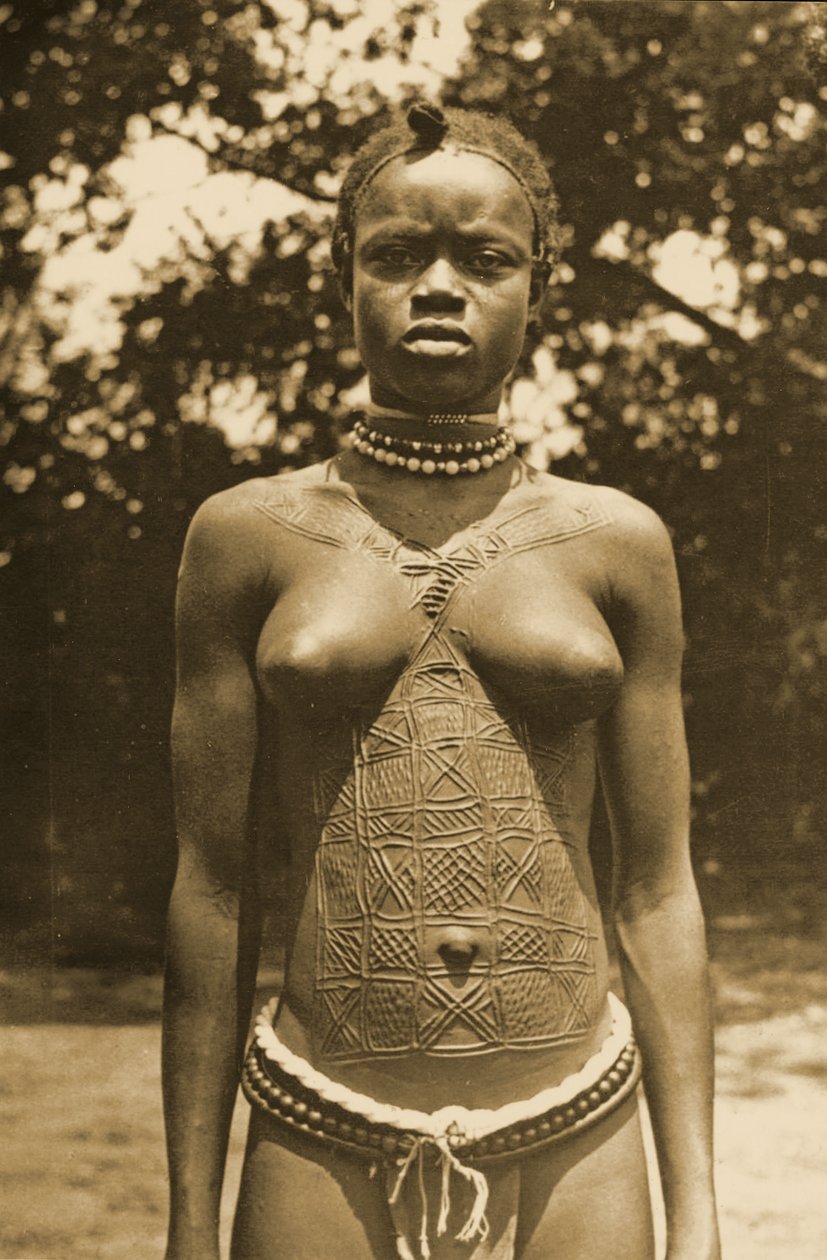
[411,256,465,313]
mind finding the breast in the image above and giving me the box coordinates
[255,562,416,717]
[464,580,624,725]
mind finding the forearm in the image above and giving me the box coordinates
[615,880,720,1259]
[162,880,258,1260]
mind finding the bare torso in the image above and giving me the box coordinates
[246,457,625,1112]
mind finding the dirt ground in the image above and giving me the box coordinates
[1,904,825,1260]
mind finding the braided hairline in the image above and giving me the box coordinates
[331,106,560,277]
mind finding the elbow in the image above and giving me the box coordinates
[612,863,701,927]
[167,866,243,925]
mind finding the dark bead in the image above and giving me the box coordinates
[538,1120,552,1137]
[474,1138,488,1155]
[308,1110,323,1128]
[551,1113,566,1132]
[565,1107,577,1124]
[576,1098,590,1117]
[338,1121,353,1139]
[599,1079,613,1099]
[608,1070,622,1088]
[493,1135,507,1151]
[368,1130,382,1148]
[507,1131,522,1148]
[354,1127,369,1145]
[322,1115,338,1134]
[382,1134,399,1154]
[292,1100,308,1119]
[523,1127,537,1142]
[588,1090,602,1108]
[266,1082,282,1101]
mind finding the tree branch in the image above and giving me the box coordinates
[591,256,827,381]
[152,121,338,206]
[590,255,745,348]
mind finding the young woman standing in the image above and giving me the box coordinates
[163,104,720,1260]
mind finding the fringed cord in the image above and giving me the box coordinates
[418,1144,430,1260]
[434,1138,490,1245]
[387,1136,490,1259]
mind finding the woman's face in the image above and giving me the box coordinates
[348,148,541,414]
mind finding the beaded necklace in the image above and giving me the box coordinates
[351,417,515,476]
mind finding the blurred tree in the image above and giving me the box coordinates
[0,0,824,963]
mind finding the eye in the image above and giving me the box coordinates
[372,243,421,268]
[465,248,513,275]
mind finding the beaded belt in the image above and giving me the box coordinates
[241,996,641,1259]
[242,1010,640,1166]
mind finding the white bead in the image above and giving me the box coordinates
[466,458,481,473]
[374,447,387,463]
[407,457,421,472]
[385,451,399,466]
[421,459,436,475]
[445,460,460,475]
[480,454,494,469]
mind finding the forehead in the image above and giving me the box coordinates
[355,149,534,244]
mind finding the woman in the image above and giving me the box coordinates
[163,104,720,1260]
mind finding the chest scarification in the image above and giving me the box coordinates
[253,481,611,1060]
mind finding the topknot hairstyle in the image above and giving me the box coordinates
[332,101,560,284]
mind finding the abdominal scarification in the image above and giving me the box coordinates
[254,483,611,1060]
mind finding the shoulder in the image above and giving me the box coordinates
[185,462,332,554]
[528,471,673,560]
[587,483,675,565]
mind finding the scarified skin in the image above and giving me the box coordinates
[253,485,613,1062]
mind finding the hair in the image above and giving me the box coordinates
[331,102,560,285]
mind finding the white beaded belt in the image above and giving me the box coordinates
[242,993,640,1259]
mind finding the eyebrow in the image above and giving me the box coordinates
[360,223,530,253]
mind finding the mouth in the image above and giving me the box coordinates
[402,323,472,357]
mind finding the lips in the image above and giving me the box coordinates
[403,322,471,344]
[402,323,472,356]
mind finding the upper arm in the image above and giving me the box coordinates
[171,488,269,897]
[596,494,692,910]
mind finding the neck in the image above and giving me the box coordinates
[365,402,501,427]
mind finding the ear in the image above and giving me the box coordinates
[529,260,550,315]
[338,268,353,312]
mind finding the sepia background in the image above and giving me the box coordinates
[1,0,825,1256]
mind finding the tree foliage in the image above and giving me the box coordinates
[1,0,824,963]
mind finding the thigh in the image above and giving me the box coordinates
[516,1093,655,1260]
[231,1108,398,1260]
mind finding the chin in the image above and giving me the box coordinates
[381,362,499,412]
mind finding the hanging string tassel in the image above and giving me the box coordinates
[417,1143,431,1260]
[435,1138,491,1246]
[387,1134,490,1259]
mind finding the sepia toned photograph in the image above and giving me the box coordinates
[1,2,825,1257]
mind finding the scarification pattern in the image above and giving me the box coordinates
[254,482,610,1060]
